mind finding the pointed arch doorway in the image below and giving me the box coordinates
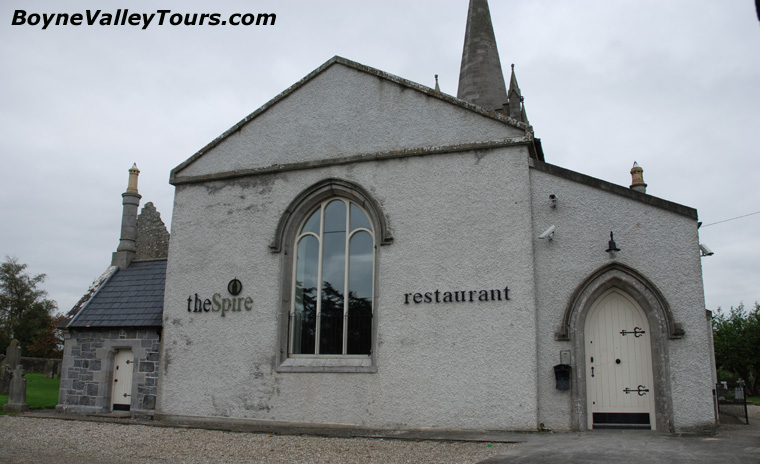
[585,289,656,429]
[557,263,681,432]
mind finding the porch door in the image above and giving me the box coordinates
[585,289,656,429]
[112,349,134,411]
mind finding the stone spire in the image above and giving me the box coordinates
[457,0,509,112]
[508,64,528,123]
[112,164,142,269]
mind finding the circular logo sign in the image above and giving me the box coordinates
[228,279,243,296]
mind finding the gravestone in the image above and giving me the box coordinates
[0,340,21,395]
[44,359,55,379]
[5,339,20,367]
[0,366,7,395]
[3,365,29,413]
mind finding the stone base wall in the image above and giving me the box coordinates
[57,328,161,416]
[0,355,61,376]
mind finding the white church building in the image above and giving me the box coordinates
[60,0,717,433]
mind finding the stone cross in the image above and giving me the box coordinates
[3,365,29,413]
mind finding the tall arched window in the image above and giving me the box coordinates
[291,199,374,356]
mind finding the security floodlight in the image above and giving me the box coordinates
[539,225,556,240]
[699,244,714,257]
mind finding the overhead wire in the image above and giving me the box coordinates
[701,210,760,228]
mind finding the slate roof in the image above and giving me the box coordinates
[68,260,166,328]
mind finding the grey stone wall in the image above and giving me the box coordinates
[57,328,161,416]
[6,357,61,376]
[135,202,170,261]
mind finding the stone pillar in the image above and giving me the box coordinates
[0,340,21,395]
[3,365,29,413]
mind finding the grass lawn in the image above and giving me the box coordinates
[0,373,60,414]
[749,396,760,405]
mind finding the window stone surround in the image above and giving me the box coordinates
[272,178,389,373]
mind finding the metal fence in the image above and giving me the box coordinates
[715,383,749,425]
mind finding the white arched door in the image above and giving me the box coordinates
[585,289,656,429]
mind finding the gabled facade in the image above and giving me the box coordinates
[155,0,715,434]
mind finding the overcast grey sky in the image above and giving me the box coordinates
[1,0,758,314]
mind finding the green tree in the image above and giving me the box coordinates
[26,313,65,359]
[713,302,760,395]
[0,256,59,357]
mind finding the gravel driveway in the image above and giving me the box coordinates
[0,416,516,464]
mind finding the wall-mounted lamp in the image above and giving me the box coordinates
[699,244,714,257]
[605,232,620,253]
[549,194,557,208]
[539,225,556,240]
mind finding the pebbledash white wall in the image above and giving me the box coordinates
[175,62,526,178]
[529,164,715,432]
[160,147,539,430]
[158,60,542,431]
[157,58,716,432]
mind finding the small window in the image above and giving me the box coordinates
[291,199,374,356]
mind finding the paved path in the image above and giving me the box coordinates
[479,416,760,464]
[2,410,758,463]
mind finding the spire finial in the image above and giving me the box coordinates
[508,62,524,121]
[457,0,508,111]
[435,74,441,93]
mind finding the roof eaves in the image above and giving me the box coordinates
[529,159,698,220]
[66,266,119,328]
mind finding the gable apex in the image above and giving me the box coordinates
[170,56,535,183]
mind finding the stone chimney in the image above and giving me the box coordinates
[111,164,142,269]
[630,161,647,194]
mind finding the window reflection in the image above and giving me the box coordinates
[350,203,372,232]
[291,199,374,356]
[293,235,318,354]
[320,201,346,354]
[302,209,320,235]
[348,231,373,354]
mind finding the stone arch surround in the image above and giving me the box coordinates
[271,177,393,373]
[269,177,393,254]
[557,263,683,432]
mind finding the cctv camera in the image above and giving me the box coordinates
[538,225,556,240]
[699,244,714,256]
